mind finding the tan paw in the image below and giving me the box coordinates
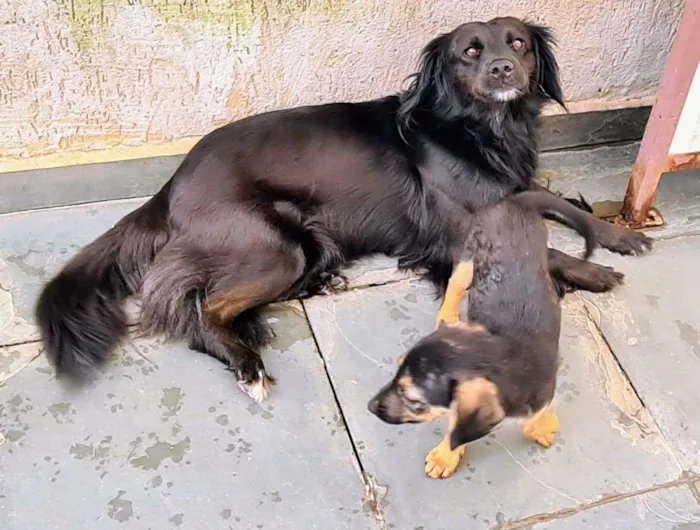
[522,408,560,448]
[424,442,466,479]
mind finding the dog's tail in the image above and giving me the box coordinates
[35,187,171,379]
[513,190,597,260]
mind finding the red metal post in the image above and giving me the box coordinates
[621,0,700,227]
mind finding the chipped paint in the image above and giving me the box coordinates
[159,387,184,420]
[129,436,191,470]
[107,490,134,522]
[0,1,683,168]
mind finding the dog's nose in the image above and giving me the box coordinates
[367,398,380,415]
[489,59,514,79]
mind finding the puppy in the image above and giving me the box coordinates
[368,190,620,478]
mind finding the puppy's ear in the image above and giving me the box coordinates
[397,32,459,136]
[526,22,566,110]
[449,378,505,450]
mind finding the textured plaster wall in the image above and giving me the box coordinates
[0,0,684,169]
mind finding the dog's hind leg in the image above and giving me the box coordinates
[140,237,305,401]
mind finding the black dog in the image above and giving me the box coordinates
[368,190,613,478]
[36,17,651,401]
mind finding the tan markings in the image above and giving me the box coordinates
[454,377,505,427]
[408,405,450,424]
[204,285,264,326]
[521,403,560,448]
[443,320,488,334]
[425,406,466,479]
[397,374,413,391]
[436,261,474,329]
[396,354,406,367]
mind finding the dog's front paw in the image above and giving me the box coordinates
[521,407,560,448]
[600,226,654,256]
[425,441,466,479]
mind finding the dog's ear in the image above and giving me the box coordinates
[449,377,505,450]
[397,32,460,136]
[526,22,566,110]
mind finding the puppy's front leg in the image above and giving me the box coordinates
[425,410,467,479]
[521,403,560,448]
[436,260,474,329]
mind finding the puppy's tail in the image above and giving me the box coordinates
[35,187,171,379]
[513,190,597,260]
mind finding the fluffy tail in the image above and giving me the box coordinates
[513,190,597,260]
[35,189,170,379]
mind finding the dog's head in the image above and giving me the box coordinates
[398,17,565,127]
[367,326,506,449]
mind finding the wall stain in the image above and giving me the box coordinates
[57,0,346,53]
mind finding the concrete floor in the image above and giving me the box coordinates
[1,143,700,529]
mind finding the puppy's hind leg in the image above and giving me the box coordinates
[436,261,474,329]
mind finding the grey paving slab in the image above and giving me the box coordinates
[581,235,700,474]
[0,198,148,346]
[0,302,374,530]
[530,486,700,530]
[540,144,700,253]
[304,280,682,530]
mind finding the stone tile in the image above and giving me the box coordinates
[0,198,148,347]
[304,280,681,530]
[581,235,700,473]
[0,342,42,383]
[530,486,700,530]
[539,144,700,253]
[0,302,373,530]
[343,255,414,290]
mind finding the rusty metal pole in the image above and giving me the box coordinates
[620,0,700,227]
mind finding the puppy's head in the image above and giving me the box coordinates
[367,327,505,449]
[398,17,565,127]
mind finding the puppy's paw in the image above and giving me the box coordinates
[601,227,654,256]
[425,442,466,479]
[521,408,560,448]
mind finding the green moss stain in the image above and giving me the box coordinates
[57,0,347,52]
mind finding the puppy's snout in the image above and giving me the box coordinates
[367,397,381,416]
[489,59,514,80]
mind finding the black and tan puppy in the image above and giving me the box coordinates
[368,190,621,478]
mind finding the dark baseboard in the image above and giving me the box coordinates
[539,105,651,152]
[0,106,651,215]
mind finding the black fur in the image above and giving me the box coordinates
[35,18,651,399]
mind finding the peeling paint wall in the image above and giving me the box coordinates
[0,0,684,168]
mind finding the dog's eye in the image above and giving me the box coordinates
[511,38,525,51]
[465,47,481,58]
